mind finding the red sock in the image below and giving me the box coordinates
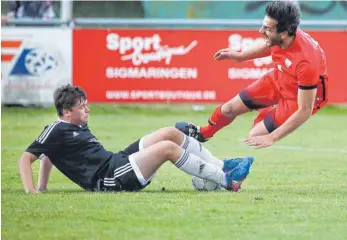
[200,105,233,138]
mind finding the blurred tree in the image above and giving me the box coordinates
[72,1,144,18]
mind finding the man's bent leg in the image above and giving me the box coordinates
[248,99,300,138]
[141,127,184,149]
[141,127,223,169]
[121,127,183,156]
[129,140,227,187]
[178,71,280,141]
[248,107,275,137]
[129,141,181,181]
[129,140,253,191]
[200,95,250,139]
[140,127,254,174]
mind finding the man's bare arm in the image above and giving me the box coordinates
[270,88,317,142]
[18,152,39,193]
[37,156,53,191]
[214,39,271,62]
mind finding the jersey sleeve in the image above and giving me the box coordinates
[26,123,60,157]
[296,61,319,89]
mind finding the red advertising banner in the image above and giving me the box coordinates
[73,29,347,103]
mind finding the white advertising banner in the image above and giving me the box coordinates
[1,27,72,106]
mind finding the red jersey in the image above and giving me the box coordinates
[270,29,328,100]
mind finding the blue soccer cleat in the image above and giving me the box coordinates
[224,157,253,192]
[175,122,209,143]
[223,156,254,173]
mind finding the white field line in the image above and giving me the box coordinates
[267,145,347,153]
[236,138,347,153]
[224,143,347,153]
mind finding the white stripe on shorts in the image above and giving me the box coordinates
[103,163,132,186]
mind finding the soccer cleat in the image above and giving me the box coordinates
[223,156,254,173]
[224,157,253,192]
[175,122,209,142]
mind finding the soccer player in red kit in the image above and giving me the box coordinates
[176,1,328,149]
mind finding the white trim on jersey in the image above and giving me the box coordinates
[37,120,61,144]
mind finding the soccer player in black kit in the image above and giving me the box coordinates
[18,85,254,193]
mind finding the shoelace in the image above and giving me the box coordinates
[187,125,199,137]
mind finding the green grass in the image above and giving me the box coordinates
[2,104,347,240]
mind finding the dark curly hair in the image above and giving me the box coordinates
[265,1,301,36]
[54,84,87,116]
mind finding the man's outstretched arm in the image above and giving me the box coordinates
[18,152,39,193]
[37,156,53,191]
[214,39,271,62]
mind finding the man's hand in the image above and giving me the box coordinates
[244,135,275,149]
[214,48,234,61]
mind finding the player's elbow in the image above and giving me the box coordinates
[18,152,37,168]
[18,153,29,169]
[298,107,313,120]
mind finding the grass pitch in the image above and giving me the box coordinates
[2,104,347,240]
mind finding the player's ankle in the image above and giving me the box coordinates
[200,126,214,139]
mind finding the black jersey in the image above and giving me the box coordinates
[26,120,112,190]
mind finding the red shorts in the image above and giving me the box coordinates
[239,71,328,132]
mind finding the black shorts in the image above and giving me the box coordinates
[95,139,151,192]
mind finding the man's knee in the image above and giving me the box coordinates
[221,101,234,117]
[157,140,180,159]
[221,95,249,118]
[158,126,183,142]
[248,129,260,138]
[248,122,270,137]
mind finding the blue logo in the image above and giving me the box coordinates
[10,48,58,76]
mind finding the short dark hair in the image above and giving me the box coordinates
[265,1,301,36]
[54,84,87,116]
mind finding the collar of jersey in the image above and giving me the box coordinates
[58,119,83,128]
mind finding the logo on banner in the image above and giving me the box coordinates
[2,38,61,78]
[105,33,198,80]
[1,29,71,106]
[228,34,273,80]
[10,48,58,76]
[1,34,68,106]
[106,33,197,65]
